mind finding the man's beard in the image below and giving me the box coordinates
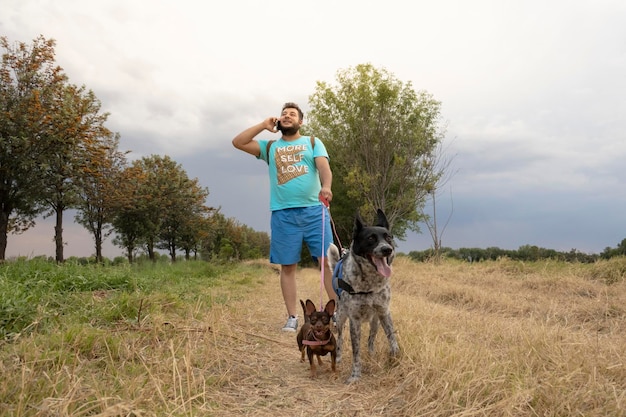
[279,123,300,136]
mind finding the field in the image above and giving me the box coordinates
[1,257,625,416]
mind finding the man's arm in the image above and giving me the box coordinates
[315,156,333,203]
[232,117,278,156]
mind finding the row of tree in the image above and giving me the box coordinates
[10,35,623,268]
[407,239,626,263]
[1,35,272,263]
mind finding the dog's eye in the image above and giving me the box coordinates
[385,235,393,243]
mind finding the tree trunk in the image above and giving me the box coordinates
[95,238,102,263]
[55,207,64,263]
[169,243,176,262]
[147,239,155,262]
[0,209,9,261]
[94,220,103,263]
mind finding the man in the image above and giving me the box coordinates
[232,102,335,332]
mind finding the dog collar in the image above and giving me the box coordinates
[302,339,330,346]
[303,330,331,346]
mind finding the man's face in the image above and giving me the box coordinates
[279,107,302,135]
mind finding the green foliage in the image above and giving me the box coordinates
[307,63,445,245]
[600,238,626,259]
[200,211,270,262]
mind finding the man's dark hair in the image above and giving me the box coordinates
[282,102,304,121]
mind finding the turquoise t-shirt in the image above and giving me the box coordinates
[257,136,329,211]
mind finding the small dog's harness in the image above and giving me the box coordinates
[332,254,373,297]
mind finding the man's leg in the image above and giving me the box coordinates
[280,263,298,317]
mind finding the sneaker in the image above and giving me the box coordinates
[282,316,298,332]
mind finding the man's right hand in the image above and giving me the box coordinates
[265,117,279,133]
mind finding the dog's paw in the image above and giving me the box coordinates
[345,375,360,384]
[387,351,401,368]
[389,344,400,359]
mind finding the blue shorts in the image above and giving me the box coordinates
[269,205,332,265]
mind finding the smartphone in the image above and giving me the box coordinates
[275,120,282,131]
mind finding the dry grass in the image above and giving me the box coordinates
[1,257,625,416]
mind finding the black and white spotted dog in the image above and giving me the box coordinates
[328,209,399,383]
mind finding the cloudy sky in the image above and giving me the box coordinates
[3,0,625,259]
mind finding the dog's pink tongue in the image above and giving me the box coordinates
[373,257,392,278]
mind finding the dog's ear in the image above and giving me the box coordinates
[324,299,336,316]
[305,299,317,315]
[353,210,365,238]
[375,209,389,230]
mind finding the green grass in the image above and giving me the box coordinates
[0,258,256,341]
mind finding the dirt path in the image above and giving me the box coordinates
[206,264,403,417]
[196,258,626,416]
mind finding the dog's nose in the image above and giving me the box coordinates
[381,247,393,257]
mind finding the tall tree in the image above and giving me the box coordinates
[111,164,149,263]
[39,83,112,262]
[200,211,227,260]
[0,36,67,260]
[307,63,446,246]
[157,174,210,262]
[178,211,212,260]
[422,140,457,263]
[136,155,187,261]
[75,130,126,263]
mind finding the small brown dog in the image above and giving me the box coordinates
[296,299,337,378]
